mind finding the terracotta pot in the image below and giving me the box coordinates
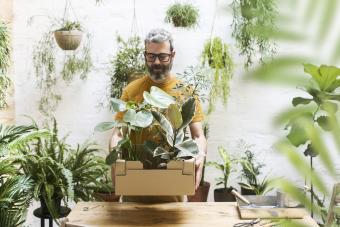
[94,192,120,202]
[240,186,256,195]
[54,30,83,50]
[187,181,210,202]
[214,188,236,202]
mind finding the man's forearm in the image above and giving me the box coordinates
[194,135,207,160]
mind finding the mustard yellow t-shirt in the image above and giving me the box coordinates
[115,74,204,145]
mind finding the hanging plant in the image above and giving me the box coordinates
[202,37,234,114]
[54,21,83,51]
[231,0,276,69]
[108,35,146,100]
[165,3,199,28]
[0,20,11,110]
[33,25,92,122]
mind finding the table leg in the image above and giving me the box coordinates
[49,218,53,227]
[41,218,44,227]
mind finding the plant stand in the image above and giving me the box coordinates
[33,206,71,227]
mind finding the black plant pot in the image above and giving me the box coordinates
[39,196,62,215]
[240,186,256,195]
[214,187,236,202]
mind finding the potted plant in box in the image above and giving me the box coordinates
[54,20,83,51]
[206,146,238,202]
[96,86,200,195]
[239,149,272,195]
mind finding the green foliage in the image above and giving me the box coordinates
[165,3,199,28]
[33,28,92,122]
[96,86,199,169]
[109,35,146,100]
[0,20,11,110]
[202,37,234,114]
[206,146,237,189]
[56,21,82,31]
[231,0,276,69]
[239,148,272,195]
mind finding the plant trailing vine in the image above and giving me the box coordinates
[108,35,146,100]
[32,20,92,123]
[0,20,11,110]
[202,37,234,114]
[231,0,276,69]
[165,2,199,28]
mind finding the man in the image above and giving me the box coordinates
[110,28,207,202]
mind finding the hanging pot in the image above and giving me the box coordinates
[54,30,83,51]
[240,0,257,20]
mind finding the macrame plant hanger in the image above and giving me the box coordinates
[130,0,140,38]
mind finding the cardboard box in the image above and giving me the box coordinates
[115,159,195,196]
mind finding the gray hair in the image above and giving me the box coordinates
[144,28,174,51]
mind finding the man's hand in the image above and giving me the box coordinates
[195,154,205,190]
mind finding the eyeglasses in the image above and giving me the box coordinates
[144,52,172,62]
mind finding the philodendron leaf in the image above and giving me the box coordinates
[152,111,173,137]
[110,98,126,112]
[180,97,196,130]
[167,104,183,130]
[176,139,199,158]
[316,116,332,131]
[123,109,137,123]
[143,86,175,108]
[134,111,153,128]
[292,97,313,107]
[106,148,119,165]
[94,121,118,132]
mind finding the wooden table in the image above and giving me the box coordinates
[65,202,319,227]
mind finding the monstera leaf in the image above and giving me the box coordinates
[123,109,153,128]
[143,86,175,108]
[110,98,127,112]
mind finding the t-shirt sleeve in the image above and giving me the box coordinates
[191,98,204,123]
[114,89,129,121]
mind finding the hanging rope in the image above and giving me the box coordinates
[62,0,80,24]
[209,0,218,41]
[130,0,139,37]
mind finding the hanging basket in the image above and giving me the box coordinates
[54,30,83,51]
[240,0,257,20]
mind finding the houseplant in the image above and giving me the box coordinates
[54,20,83,51]
[202,37,234,114]
[93,170,120,202]
[206,146,238,202]
[0,20,11,110]
[165,3,199,28]
[231,0,276,69]
[0,123,50,226]
[108,35,146,100]
[239,149,272,195]
[96,86,200,195]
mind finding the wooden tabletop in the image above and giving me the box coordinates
[65,202,319,227]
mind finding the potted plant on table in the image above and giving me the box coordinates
[239,149,272,195]
[165,3,199,28]
[54,20,83,51]
[206,146,238,202]
[93,169,120,202]
[96,86,200,195]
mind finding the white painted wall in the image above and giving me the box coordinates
[10,0,340,225]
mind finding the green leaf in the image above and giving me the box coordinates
[110,98,126,112]
[143,86,175,108]
[134,111,153,128]
[166,129,184,146]
[167,104,183,130]
[94,121,117,132]
[287,124,309,147]
[152,111,173,137]
[316,116,332,131]
[153,146,168,158]
[179,97,196,130]
[176,139,199,157]
[143,140,158,156]
[292,97,313,107]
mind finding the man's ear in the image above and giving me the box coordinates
[172,50,176,57]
